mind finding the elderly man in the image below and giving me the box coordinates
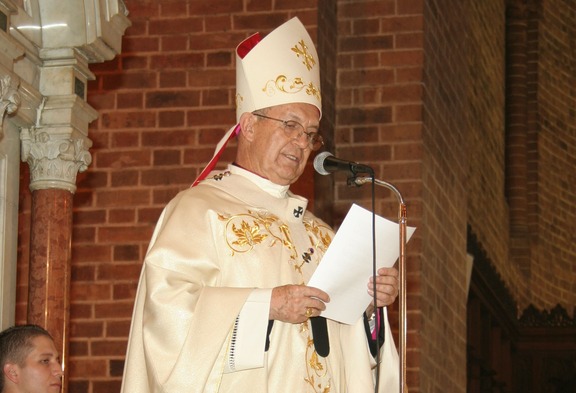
[0,325,62,393]
[122,17,400,392]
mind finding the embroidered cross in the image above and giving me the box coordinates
[293,206,304,218]
[291,39,316,71]
[302,248,314,264]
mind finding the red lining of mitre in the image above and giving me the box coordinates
[237,33,262,59]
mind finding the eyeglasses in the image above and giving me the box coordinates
[253,113,324,151]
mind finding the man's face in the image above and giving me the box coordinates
[248,102,320,185]
[13,335,62,393]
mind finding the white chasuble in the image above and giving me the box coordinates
[121,165,399,393]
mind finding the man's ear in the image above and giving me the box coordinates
[238,112,256,142]
[3,363,19,384]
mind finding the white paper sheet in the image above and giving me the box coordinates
[307,203,416,324]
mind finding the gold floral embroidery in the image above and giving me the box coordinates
[303,219,332,253]
[304,326,330,393]
[262,75,321,101]
[292,39,316,71]
[219,210,333,392]
[218,210,298,260]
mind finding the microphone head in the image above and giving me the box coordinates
[313,151,333,175]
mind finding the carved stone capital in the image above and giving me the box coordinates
[0,74,21,138]
[20,126,92,193]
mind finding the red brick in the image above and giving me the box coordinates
[338,106,392,125]
[113,283,138,301]
[187,109,234,126]
[109,208,137,223]
[397,32,424,49]
[103,72,157,90]
[202,89,230,106]
[72,226,96,243]
[110,131,140,148]
[153,149,182,165]
[93,381,122,392]
[101,111,156,129]
[123,36,160,53]
[340,35,393,52]
[146,90,200,108]
[203,16,231,33]
[207,51,233,67]
[69,341,89,357]
[111,170,139,187]
[107,320,132,337]
[94,301,135,319]
[96,150,152,169]
[381,16,424,33]
[159,110,185,127]
[395,103,422,122]
[74,244,112,263]
[96,190,151,208]
[141,167,195,186]
[91,339,127,356]
[141,129,195,148]
[113,244,140,261]
[159,71,187,88]
[187,69,235,88]
[121,55,148,70]
[339,1,395,18]
[71,283,112,301]
[233,14,290,32]
[160,2,188,17]
[150,53,203,70]
[138,207,165,223]
[117,92,144,109]
[67,359,108,377]
[161,35,189,52]
[71,265,96,282]
[76,171,108,190]
[88,92,116,110]
[339,69,394,87]
[98,226,153,244]
[189,0,242,15]
[69,303,93,319]
[149,18,203,36]
[73,209,106,225]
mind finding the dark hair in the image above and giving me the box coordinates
[0,324,53,391]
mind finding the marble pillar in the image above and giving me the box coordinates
[20,124,93,389]
[28,188,73,365]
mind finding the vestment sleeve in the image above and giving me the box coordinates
[126,192,255,391]
[223,288,272,373]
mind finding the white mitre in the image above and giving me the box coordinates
[235,16,322,120]
[192,17,322,186]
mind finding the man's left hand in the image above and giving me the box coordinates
[367,267,399,308]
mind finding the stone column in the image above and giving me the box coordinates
[11,2,130,390]
[20,56,96,387]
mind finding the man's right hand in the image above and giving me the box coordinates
[269,285,330,323]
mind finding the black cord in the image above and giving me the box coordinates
[371,176,380,393]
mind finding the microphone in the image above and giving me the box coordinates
[313,151,374,176]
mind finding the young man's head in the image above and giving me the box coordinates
[0,325,62,393]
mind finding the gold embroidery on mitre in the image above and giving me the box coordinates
[291,39,316,71]
[262,75,321,101]
[235,93,244,110]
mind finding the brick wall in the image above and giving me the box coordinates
[527,0,576,312]
[333,1,425,390]
[421,0,470,391]
[15,0,575,392]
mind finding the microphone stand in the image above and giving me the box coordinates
[351,175,408,393]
